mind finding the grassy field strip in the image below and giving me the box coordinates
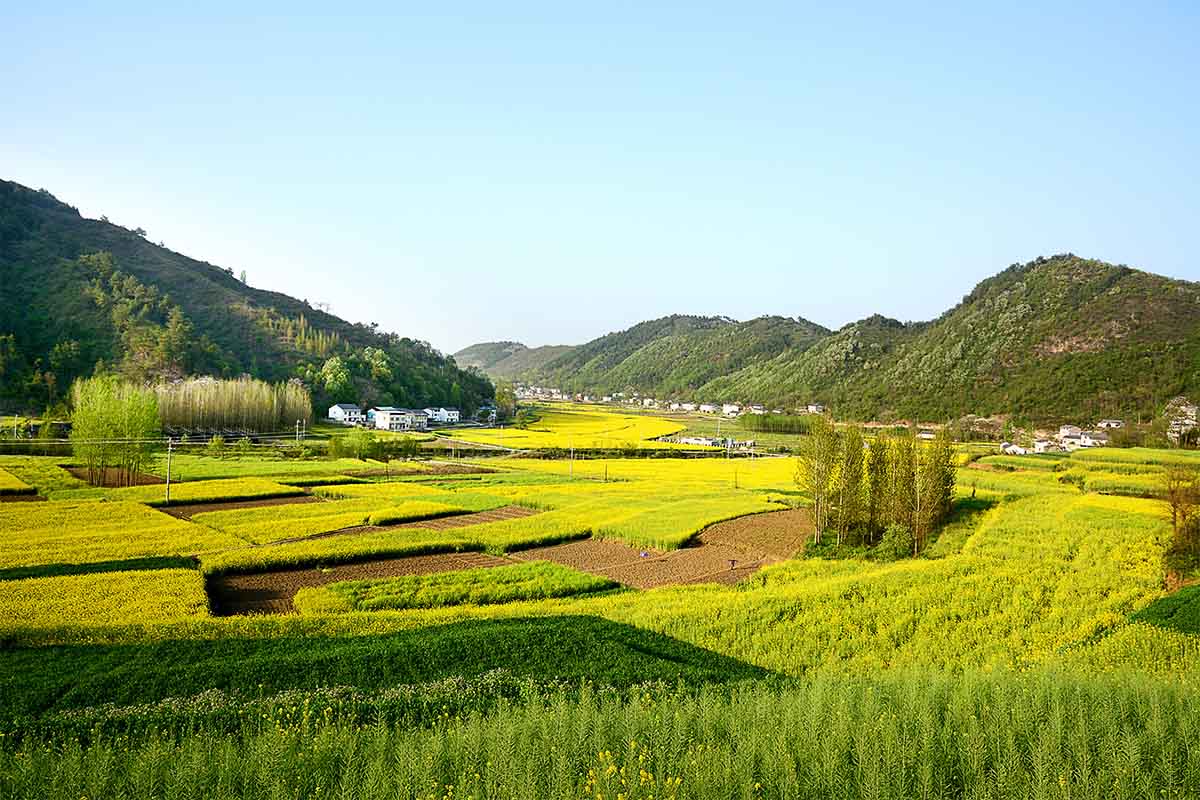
[294,561,619,614]
[6,672,1197,799]
[0,501,242,572]
[0,456,87,495]
[0,467,35,495]
[0,569,209,633]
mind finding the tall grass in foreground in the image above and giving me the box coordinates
[2,672,1197,799]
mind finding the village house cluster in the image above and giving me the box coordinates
[326,403,463,432]
[1000,420,1121,455]
[513,384,826,418]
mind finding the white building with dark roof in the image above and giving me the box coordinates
[328,403,363,425]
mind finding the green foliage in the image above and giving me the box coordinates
[738,413,814,434]
[68,375,159,486]
[3,672,1198,799]
[295,562,617,614]
[1133,584,1200,635]
[878,523,914,560]
[0,617,762,717]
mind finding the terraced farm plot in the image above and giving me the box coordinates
[0,457,86,495]
[209,552,514,615]
[294,561,616,614]
[439,407,690,450]
[192,498,394,543]
[0,569,209,634]
[99,477,305,506]
[0,467,35,496]
[0,501,241,573]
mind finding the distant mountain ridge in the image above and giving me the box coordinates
[0,179,492,413]
[459,255,1200,422]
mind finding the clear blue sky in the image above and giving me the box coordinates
[3,3,1198,354]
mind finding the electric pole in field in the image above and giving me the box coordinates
[164,438,173,505]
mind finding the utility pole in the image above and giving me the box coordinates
[164,438,173,505]
[569,438,574,478]
[295,419,300,443]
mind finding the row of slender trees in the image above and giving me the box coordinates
[155,377,312,433]
[796,419,957,555]
[69,375,160,486]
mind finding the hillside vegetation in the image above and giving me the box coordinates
[0,180,491,414]
[464,255,1200,422]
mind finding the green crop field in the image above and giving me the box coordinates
[2,430,1200,798]
[295,561,617,613]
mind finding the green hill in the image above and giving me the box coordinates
[468,255,1200,423]
[0,180,492,414]
[453,341,574,379]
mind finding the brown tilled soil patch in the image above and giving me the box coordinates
[0,493,45,502]
[513,508,812,589]
[209,551,512,615]
[391,504,535,530]
[66,466,163,487]
[160,494,320,520]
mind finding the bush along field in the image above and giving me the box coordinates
[2,419,1200,798]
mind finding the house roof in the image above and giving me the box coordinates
[331,403,361,411]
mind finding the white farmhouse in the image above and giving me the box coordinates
[698,403,717,414]
[681,403,697,412]
[722,403,741,417]
[372,407,429,432]
[806,403,826,414]
[999,442,1028,455]
[748,404,766,415]
[1080,430,1110,448]
[423,407,461,424]
[328,403,363,425]
[1096,419,1124,430]
[1058,424,1082,439]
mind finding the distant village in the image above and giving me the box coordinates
[512,384,1200,452]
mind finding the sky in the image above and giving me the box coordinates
[3,2,1198,355]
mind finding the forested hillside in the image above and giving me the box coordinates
[0,180,492,414]
[454,341,574,379]
[460,315,830,395]
[464,255,1200,423]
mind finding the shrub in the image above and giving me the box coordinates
[879,523,914,560]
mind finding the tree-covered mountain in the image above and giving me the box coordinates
[459,314,831,396]
[453,341,574,379]
[465,255,1200,423]
[0,179,492,415]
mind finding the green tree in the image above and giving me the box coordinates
[796,417,840,545]
[320,356,353,400]
[835,426,865,545]
[865,433,889,543]
[494,381,517,420]
[69,375,159,486]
